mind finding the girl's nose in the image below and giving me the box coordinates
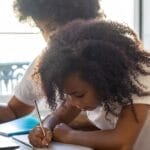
[67,95,84,110]
[70,98,83,110]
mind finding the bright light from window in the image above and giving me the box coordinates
[101,0,134,28]
[0,0,136,63]
[0,0,46,63]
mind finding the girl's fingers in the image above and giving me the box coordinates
[42,130,53,146]
[28,132,43,148]
[28,126,52,147]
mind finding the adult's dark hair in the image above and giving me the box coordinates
[13,0,104,25]
[35,20,150,117]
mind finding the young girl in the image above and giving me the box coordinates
[29,20,150,150]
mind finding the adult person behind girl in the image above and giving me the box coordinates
[0,0,105,123]
[29,20,150,149]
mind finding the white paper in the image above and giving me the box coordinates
[0,135,19,149]
[13,134,93,150]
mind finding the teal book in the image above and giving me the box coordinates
[0,115,39,136]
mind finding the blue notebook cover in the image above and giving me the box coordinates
[0,115,39,136]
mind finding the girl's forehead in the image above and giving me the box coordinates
[64,73,83,86]
[64,73,91,91]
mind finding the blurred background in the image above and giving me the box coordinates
[0,0,149,106]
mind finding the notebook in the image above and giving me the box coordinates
[0,135,20,149]
[0,115,39,136]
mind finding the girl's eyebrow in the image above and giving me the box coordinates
[67,91,80,95]
[67,90,87,95]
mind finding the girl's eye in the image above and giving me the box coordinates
[75,94,85,98]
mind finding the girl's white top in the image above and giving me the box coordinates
[86,66,150,150]
[87,66,150,130]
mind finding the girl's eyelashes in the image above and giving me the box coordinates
[74,93,85,98]
[65,91,87,99]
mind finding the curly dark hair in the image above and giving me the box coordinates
[35,20,150,117]
[13,0,104,25]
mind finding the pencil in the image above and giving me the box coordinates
[34,100,46,137]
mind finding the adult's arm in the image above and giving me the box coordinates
[0,58,40,123]
[0,96,34,123]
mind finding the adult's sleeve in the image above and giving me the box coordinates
[14,57,44,106]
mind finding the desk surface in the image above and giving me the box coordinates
[11,134,93,150]
[35,142,93,150]
[13,139,31,150]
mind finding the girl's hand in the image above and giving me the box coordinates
[28,125,52,148]
[53,123,73,143]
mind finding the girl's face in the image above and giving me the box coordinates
[64,73,100,111]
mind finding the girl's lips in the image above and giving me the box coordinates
[76,104,97,111]
[81,106,96,111]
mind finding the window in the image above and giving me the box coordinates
[0,0,150,97]
[0,0,46,63]
[143,0,150,50]
[101,0,134,29]
[0,0,46,96]
[101,0,150,50]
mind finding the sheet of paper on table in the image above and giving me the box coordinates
[0,135,20,149]
[35,142,93,150]
[12,134,93,150]
[12,134,32,147]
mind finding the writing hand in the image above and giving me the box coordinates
[28,125,52,148]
